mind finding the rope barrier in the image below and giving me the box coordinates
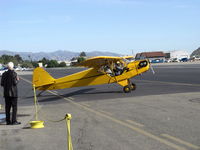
[32,85,73,150]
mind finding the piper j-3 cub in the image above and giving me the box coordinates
[32,56,150,93]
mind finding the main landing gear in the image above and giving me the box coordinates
[123,82,136,93]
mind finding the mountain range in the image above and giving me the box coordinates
[0,50,121,61]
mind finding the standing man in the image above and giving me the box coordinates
[1,62,20,125]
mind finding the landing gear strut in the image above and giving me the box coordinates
[123,80,136,93]
[130,83,136,91]
[123,85,131,93]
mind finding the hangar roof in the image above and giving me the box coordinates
[136,51,165,58]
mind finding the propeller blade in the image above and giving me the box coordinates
[150,63,155,74]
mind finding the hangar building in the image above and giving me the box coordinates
[135,51,166,63]
[168,50,190,60]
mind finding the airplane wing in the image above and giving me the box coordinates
[77,56,123,68]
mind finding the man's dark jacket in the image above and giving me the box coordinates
[1,70,18,97]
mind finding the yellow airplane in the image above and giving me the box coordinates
[32,56,150,93]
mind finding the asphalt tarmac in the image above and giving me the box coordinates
[0,62,200,150]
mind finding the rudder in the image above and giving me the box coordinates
[32,67,55,88]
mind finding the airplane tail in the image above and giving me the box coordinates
[32,67,55,88]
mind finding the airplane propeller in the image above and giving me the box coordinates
[149,62,155,74]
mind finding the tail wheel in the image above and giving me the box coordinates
[130,83,136,91]
[123,86,131,93]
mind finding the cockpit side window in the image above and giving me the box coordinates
[138,60,148,69]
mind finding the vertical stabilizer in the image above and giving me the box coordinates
[32,67,55,88]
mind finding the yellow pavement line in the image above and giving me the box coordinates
[137,79,200,87]
[47,90,72,101]
[81,103,90,107]
[49,91,187,150]
[126,120,144,127]
[161,134,200,150]
[48,91,73,101]
[68,97,74,100]
[99,110,113,116]
[19,76,32,84]
[21,77,187,150]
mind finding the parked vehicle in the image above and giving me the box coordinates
[180,58,188,62]
[171,58,180,62]
[0,67,8,76]
[151,59,164,63]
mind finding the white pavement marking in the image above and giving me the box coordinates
[137,79,200,87]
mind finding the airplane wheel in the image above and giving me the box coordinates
[130,83,136,91]
[123,86,131,93]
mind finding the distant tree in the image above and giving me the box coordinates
[40,57,49,65]
[28,55,32,62]
[38,57,50,67]
[77,57,85,63]
[0,54,36,68]
[71,57,77,61]
[21,61,33,68]
[31,61,39,68]
[47,60,59,68]
[80,51,86,57]
[0,57,3,64]
[0,55,17,65]
[14,54,23,63]
[1,55,13,64]
[12,59,18,66]
[59,62,66,67]
[0,54,25,66]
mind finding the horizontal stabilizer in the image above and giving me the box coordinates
[32,67,55,88]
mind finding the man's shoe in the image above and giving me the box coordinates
[12,121,21,125]
[6,122,12,125]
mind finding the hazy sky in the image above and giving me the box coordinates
[0,0,199,55]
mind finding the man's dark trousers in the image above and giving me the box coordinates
[5,97,17,123]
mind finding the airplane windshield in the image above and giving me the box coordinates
[138,60,148,69]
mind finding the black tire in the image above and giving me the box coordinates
[130,83,136,91]
[123,86,131,93]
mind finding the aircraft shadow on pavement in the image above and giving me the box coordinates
[25,94,57,99]
[61,88,122,97]
[23,88,122,104]
[35,88,96,103]
[23,94,62,103]
[18,114,31,117]
[60,88,94,97]
[37,95,62,103]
